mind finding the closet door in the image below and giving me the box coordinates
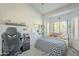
[67,17,74,47]
[71,16,79,50]
[74,17,78,40]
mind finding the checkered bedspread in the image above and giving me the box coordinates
[35,37,67,56]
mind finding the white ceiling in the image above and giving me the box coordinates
[29,3,69,14]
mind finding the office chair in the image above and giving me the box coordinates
[2,27,22,56]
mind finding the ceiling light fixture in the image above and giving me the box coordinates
[41,3,44,5]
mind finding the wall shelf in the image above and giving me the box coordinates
[5,23,26,27]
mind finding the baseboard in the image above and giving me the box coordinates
[68,46,79,53]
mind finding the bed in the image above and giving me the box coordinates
[35,37,67,56]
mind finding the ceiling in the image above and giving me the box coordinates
[29,3,69,14]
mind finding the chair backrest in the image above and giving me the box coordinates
[2,27,22,55]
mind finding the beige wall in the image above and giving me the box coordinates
[0,3,42,26]
[0,3,42,55]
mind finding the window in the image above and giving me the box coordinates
[49,22,54,33]
[49,20,67,34]
[54,22,60,33]
[47,23,49,35]
[59,21,67,34]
